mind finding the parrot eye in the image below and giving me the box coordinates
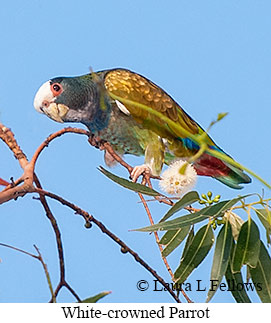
[51,83,63,96]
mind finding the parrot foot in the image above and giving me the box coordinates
[131,164,151,182]
[88,135,106,150]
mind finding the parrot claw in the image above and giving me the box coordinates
[88,135,106,150]
[131,164,151,182]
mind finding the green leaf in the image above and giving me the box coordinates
[161,226,191,257]
[232,219,260,273]
[225,241,251,303]
[135,211,209,232]
[98,166,160,196]
[217,112,229,121]
[174,224,214,283]
[250,242,271,303]
[199,195,250,218]
[181,227,194,260]
[80,291,111,303]
[227,211,244,240]
[159,191,200,223]
[254,209,271,243]
[206,220,233,302]
[159,230,178,245]
[254,209,271,230]
[135,195,248,232]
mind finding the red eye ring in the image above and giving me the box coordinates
[50,82,63,96]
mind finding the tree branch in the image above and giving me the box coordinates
[33,174,81,302]
[34,187,181,303]
[0,242,55,301]
[0,124,83,302]
[30,127,90,170]
[0,123,188,302]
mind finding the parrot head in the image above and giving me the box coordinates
[34,76,93,123]
[34,75,111,132]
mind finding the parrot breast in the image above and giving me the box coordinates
[96,104,146,156]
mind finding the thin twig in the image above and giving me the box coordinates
[145,176,174,206]
[0,123,188,302]
[33,174,81,302]
[0,242,55,301]
[100,141,192,302]
[0,124,83,302]
[138,191,175,278]
[33,245,56,302]
[138,189,192,303]
[30,127,90,169]
[34,175,65,282]
[34,187,181,303]
[103,142,133,173]
[139,178,175,278]
[0,242,39,259]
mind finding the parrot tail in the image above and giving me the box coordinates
[193,153,251,189]
[0,178,9,186]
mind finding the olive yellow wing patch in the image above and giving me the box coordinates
[104,69,200,138]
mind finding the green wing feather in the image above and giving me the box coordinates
[104,69,203,137]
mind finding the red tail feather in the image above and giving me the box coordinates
[194,153,229,177]
[0,178,9,186]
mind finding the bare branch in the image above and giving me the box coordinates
[0,124,28,168]
[0,123,187,302]
[0,127,90,204]
[33,245,56,302]
[138,187,192,303]
[0,242,55,301]
[34,187,181,303]
[34,175,82,302]
[30,127,90,170]
[0,124,84,301]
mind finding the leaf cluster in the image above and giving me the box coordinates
[101,168,271,303]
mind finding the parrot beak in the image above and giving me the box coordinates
[34,81,69,123]
[41,102,69,123]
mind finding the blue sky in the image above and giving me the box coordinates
[0,0,270,302]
